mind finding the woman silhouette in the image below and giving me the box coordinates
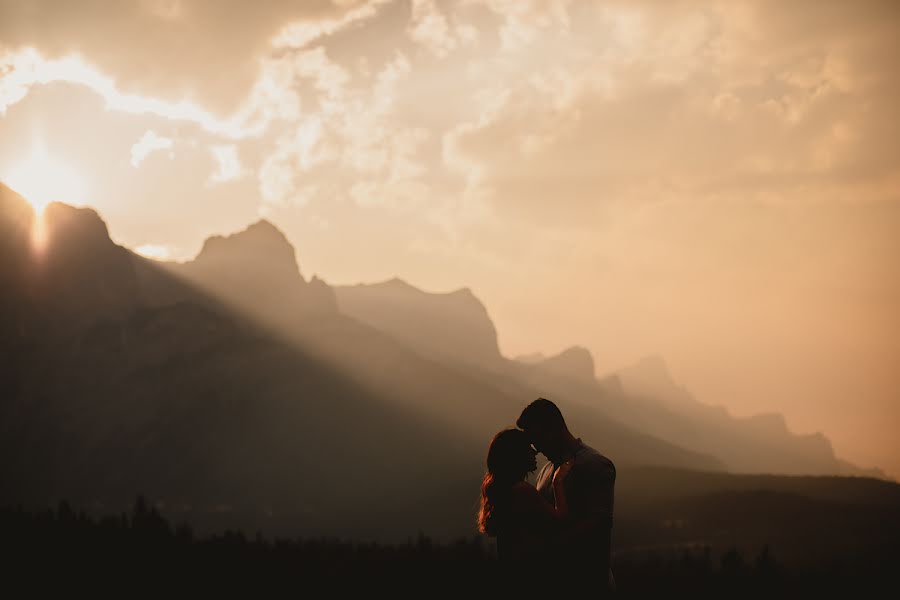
[477,428,573,567]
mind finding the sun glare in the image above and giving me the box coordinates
[2,141,88,215]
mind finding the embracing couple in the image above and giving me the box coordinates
[478,398,617,595]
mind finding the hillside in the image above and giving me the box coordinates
[1,183,723,540]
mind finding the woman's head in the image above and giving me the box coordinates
[486,428,538,480]
[477,428,538,536]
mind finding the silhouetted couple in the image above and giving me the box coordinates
[479,398,617,595]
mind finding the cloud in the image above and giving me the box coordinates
[5,0,898,225]
[481,0,573,52]
[440,0,900,228]
[131,130,173,167]
[272,0,391,50]
[140,0,186,21]
[254,41,434,212]
[408,0,458,57]
[0,0,390,115]
[208,144,245,184]
[134,243,173,260]
[0,47,265,137]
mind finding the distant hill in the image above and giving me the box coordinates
[606,356,888,477]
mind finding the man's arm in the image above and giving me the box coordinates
[555,460,614,551]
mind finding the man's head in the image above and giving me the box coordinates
[517,397,571,463]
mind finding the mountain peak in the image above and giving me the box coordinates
[617,355,680,392]
[7,201,140,330]
[42,202,112,249]
[450,286,475,298]
[0,199,124,268]
[194,218,302,279]
[535,345,597,383]
[374,277,416,290]
[1,183,36,250]
[615,354,697,410]
[171,218,338,321]
[334,277,504,368]
[244,218,284,236]
[200,218,292,250]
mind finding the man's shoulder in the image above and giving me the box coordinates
[575,443,616,475]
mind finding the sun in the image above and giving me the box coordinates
[2,141,88,215]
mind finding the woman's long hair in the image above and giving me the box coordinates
[477,428,534,536]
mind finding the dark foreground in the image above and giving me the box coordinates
[4,497,896,598]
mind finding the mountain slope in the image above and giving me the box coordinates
[605,356,884,476]
[1,188,484,540]
[159,216,722,473]
[1,183,723,541]
[331,271,873,477]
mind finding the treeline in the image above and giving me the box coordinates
[1,497,892,596]
[4,496,495,594]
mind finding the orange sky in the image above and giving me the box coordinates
[1,0,898,478]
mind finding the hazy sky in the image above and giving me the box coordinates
[1,0,898,477]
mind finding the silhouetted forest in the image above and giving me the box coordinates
[4,496,895,596]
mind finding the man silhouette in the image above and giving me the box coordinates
[517,397,616,593]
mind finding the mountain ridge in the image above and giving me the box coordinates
[2,186,732,541]
[153,206,886,480]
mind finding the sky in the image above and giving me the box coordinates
[1,0,898,478]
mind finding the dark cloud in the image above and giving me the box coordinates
[0,0,383,113]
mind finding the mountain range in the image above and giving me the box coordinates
[334,272,883,478]
[0,181,887,541]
